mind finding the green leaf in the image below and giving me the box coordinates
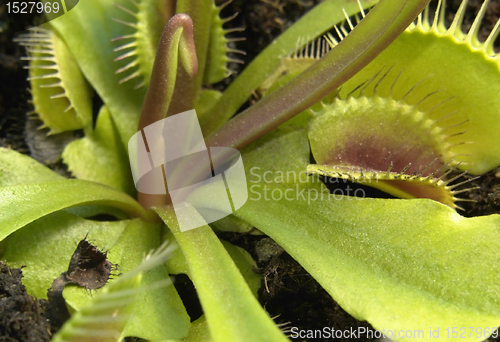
[53,241,186,342]
[63,105,135,195]
[0,147,63,186]
[156,207,288,342]
[163,229,260,297]
[184,316,211,342]
[202,2,240,85]
[236,193,500,341]
[63,204,130,220]
[240,124,325,199]
[64,219,190,340]
[334,3,500,174]
[54,264,142,342]
[1,210,128,299]
[119,219,190,340]
[203,0,431,152]
[0,179,150,241]
[16,26,93,134]
[197,89,222,120]
[188,176,500,341]
[111,0,173,89]
[170,0,213,114]
[184,121,500,340]
[209,215,257,234]
[137,13,198,130]
[241,125,312,183]
[49,0,146,146]
[221,240,261,297]
[163,230,190,276]
[3,209,190,341]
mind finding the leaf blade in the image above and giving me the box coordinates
[0,179,149,241]
[156,206,288,342]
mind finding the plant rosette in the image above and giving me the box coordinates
[1,0,500,341]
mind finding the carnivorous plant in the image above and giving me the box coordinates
[2,0,500,341]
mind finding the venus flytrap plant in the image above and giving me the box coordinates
[112,0,175,89]
[305,0,500,188]
[306,67,478,210]
[134,13,198,209]
[14,26,92,134]
[2,1,500,342]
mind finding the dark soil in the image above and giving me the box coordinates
[0,3,33,154]
[0,261,51,342]
[1,0,500,341]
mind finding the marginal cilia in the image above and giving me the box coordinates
[259,0,499,210]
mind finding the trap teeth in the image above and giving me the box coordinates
[307,163,474,210]
[64,236,119,290]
